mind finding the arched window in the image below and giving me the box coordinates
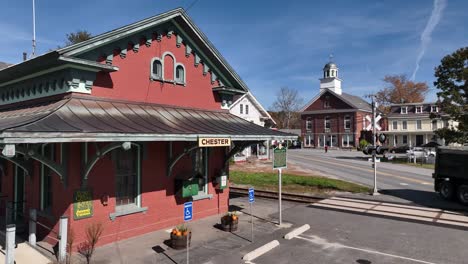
[151,59,162,79]
[175,65,185,83]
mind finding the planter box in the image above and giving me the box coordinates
[170,232,191,250]
[220,217,238,232]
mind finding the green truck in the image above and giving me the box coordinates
[433,147,468,204]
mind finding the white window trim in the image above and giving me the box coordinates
[415,106,423,114]
[392,121,398,130]
[402,121,408,130]
[344,116,351,130]
[401,107,408,114]
[431,106,439,113]
[175,63,186,85]
[324,117,331,131]
[306,118,312,130]
[150,57,163,80]
[416,120,422,130]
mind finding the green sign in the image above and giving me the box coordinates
[273,147,287,169]
[73,189,93,220]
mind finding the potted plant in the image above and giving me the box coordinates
[220,211,238,232]
[170,224,191,250]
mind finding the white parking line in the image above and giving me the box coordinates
[296,235,437,264]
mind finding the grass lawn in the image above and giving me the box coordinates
[230,170,370,194]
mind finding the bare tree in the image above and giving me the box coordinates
[375,75,429,114]
[272,87,304,129]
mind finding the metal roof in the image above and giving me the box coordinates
[0,95,295,143]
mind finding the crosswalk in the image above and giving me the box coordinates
[311,196,468,228]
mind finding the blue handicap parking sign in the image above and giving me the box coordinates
[248,188,255,203]
[184,202,193,221]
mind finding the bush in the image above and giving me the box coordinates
[78,222,104,264]
[359,139,368,150]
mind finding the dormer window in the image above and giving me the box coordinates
[401,107,408,114]
[415,106,423,113]
[431,106,438,113]
[151,58,162,79]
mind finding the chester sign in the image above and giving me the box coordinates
[198,137,231,147]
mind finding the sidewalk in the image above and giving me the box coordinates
[0,235,52,264]
[90,197,301,264]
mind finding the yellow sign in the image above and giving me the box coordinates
[198,137,231,147]
[73,189,93,220]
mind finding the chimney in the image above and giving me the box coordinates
[23,52,27,61]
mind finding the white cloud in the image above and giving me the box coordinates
[411,0,447,80]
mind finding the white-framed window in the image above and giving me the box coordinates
[240,104,243,114]
[193,148,208,195]
[151,58,163,80]
[392,121,398,130]
[415,106,423,113]
[416,120,422,130]
[113,146,141,209]
[324,116,331,131]
[402,121,407,130]
[245,104,249,115]
[175,64,185,84]
[432,120,438,130]
[403,135,408,144]
[41,144,55,212]
[431,106,438,113]
[401,107,408,114]
[324,100,330,109]
[344,115,351,130]
[444,120,449,128]
[306,118,312,131]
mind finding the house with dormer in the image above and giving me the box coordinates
[0,8,294,252]
[300,62,384,148]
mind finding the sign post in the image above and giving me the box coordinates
[248,187,255,242]
[183,202,193,264]
[273,145,287,226]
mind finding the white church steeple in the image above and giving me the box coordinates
[319,55,342,95]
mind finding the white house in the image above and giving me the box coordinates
[229,92,276,160]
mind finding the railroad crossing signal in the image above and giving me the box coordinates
[366,114,382,131]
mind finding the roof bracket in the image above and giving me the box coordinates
[167,143,199,177]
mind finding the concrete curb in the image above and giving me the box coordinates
[242,240,280,261]
[284,224,310,240]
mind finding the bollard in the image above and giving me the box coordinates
[5,224,15,264]
[29,208,37,246]
[58,215,68,263]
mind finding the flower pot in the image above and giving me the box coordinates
[170,232,191,250]
[220,216,238,232]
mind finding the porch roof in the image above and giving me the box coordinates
[0,95,296,143]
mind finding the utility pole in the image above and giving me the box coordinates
[366,94,379,195]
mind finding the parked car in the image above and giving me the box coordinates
[406,147,436,158]
[390,145,410,153]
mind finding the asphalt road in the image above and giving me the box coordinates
[286,148,468,210]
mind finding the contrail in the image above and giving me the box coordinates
[411,0,447,80]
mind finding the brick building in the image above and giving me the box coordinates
[300,62,384,148]
[0,8,293,252]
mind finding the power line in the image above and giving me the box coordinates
[186,0,200,13]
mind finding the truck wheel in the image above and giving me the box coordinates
[439,181,454,200]
[457,185,468,205]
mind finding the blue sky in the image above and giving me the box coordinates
[1,0,467,109]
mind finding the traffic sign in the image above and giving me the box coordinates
[248,188,255,203]
[273,147,287,169]
[184,202,193,221]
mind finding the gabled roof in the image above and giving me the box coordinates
[300,89,371,113]
[0,94,295,144]
[230,92,276,124]
[0,62,11,70]
[0,8,248,94]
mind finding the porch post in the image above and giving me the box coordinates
[425,134,428,144]
[58,215,68,262]
[409,135,412,147]
[5,224,15,264]
[393,135,396,146]
[29,208,37,246]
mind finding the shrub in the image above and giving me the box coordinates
[78,222,104,264]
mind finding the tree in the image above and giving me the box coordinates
[433,47,468,144]
[65,30,92,46]
[271,87,303,129]
[375,75,429,113]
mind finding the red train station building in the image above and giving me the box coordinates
[0,8,293,249]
